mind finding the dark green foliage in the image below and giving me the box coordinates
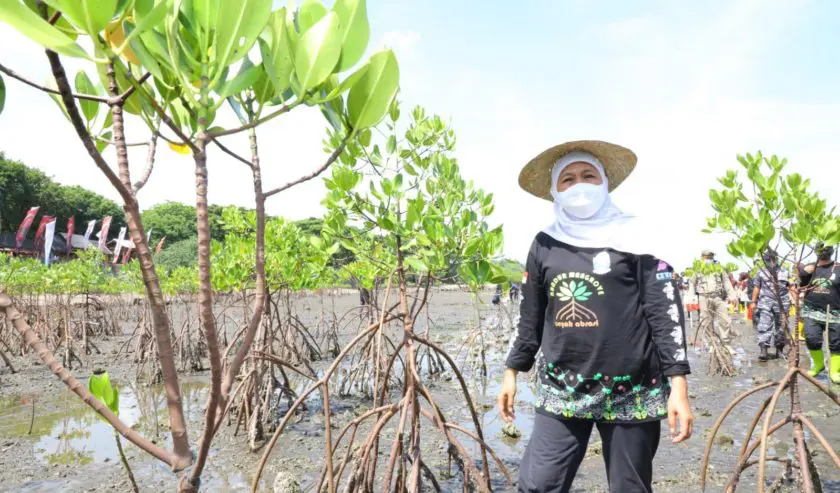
[154,236,199,272]
[141,202,199,245]
[142,202,278,245]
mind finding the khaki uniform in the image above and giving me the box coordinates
[693,269,737,352]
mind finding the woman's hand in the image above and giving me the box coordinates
[497,368,518,423]
[668,375,693,444]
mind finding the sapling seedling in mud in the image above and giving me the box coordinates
[89,369,139,493]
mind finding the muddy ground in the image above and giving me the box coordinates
[0,290,837,492]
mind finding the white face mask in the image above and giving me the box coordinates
[555,182,608,219]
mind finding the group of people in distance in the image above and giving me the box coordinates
[685,246,840,381]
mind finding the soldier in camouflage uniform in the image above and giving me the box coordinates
[692,250,738,355]
[751,248,790,361]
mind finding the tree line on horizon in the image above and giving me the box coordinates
[1,153,525,280]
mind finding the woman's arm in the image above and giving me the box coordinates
[640,256,694,442]
[498,239,547,422]
[640,256,691,377]
[504,240,547,372]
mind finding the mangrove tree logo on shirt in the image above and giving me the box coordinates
[549,272,605,329]
[811,276,833,294]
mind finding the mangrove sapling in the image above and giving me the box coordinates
[89,370,139,493]
[699,152,840,492]
[251,103,511,491]
[1,0,400,488]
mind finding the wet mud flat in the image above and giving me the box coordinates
[0,291,838,492]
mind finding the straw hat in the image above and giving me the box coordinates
[518,140,637,201]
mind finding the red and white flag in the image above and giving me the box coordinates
[97,216,112,251]
[83,220,96,248]
[66,216,75,251]
[15,206,39,250]
[34,215,56,251]
[155,236,166,254]
[44,219,57,266]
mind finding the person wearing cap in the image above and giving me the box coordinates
[751,248,791,361]
[692,250,739,355]
[797,242,840,383]
[498,141,693,493]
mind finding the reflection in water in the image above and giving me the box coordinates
[0,381,208,467]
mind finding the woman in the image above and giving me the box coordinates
[498,140,694,493]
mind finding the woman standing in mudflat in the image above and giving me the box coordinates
[497,141,694,493]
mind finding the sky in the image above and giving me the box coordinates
[1,0,840,270]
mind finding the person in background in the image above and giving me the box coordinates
[738,273,752,313]
[492,284,503,306]
[498,140,692,493]
[693,250,739,355]
[797,242,840,383]
[747,262,759,330]
[751,248,791,361]
[510,282,520,303]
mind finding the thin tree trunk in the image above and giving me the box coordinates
[217,127,266,420]
[184,133,223,491]
[104,60,192,469]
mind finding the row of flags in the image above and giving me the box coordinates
[13,206,166,266]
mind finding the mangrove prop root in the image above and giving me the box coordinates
[758,370,797,492]
[250,315,399,492]
[739,396,773,460]
[796,414,840,469]
[699,380,780,489]
[724,417,792,493]
[794,421,816,493]
[797,368,840,405]
[314,401,402,493]
[412,333,491,485]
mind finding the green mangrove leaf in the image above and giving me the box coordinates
[294,11,341,94]
[347,49,399,130]
[74,71,100,123]
[0,1,90,59]
[332,0,369,71]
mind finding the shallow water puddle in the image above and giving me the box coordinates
[0,381,209,466]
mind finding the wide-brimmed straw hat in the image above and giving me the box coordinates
[518,140,637,201]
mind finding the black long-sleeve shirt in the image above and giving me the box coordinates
[506,233,691,422]
[798,262,840,322]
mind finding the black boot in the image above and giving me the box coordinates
[773,346,785,360]
[758,345,769,361]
